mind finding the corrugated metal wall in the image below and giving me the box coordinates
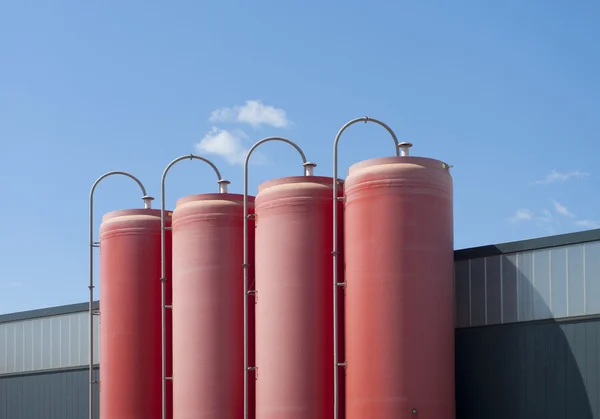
[455,241,600,328]
[455,317,599,419]
[0,311,99,375]
[0,367,99,419]
[455,237,600,419]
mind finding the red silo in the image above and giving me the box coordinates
[336,180,346,419]
[254,176,343,419]
[171,193,255,419]
[344,154,454,419]
[99,208,173,419]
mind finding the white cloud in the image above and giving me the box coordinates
[509,207,559,234]
[532,169,589,185]
[509,200,600,234]
[551,200,575,218]
[209,100,290,128]
[209,107,237,123]
[196,127,249,165]
[576,220,600,229]
[510,208,534,222]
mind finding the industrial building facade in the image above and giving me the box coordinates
[2,229,600,418]
[0,301,100,418]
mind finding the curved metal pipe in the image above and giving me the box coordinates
[88,171,148,419]
[332,116,400,419]
[243,137,315,419]
[160,154,227,419]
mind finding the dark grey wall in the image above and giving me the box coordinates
[456,317,599,419]
[0,332,596,419]
[454,229,600,418]
[0,367,99,419]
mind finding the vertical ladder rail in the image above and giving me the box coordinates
[160,154,227,419]
[88,171,149,419]
[332,117,400,419]
[243,137,314,419]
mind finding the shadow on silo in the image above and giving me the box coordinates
[454,251,595,419]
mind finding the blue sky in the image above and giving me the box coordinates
[1,1,599,313]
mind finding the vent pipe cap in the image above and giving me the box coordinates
[218,179,231,193]
[398,142,413,157]
[303,162,317,176]
[142,196,154,209]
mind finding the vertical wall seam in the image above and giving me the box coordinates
[49,319,52,370]
[532,251,536,321]
[12,326,16,374]
[21,322,25,372]
[483,258,487,325]
[516,254,520,322]
[549,250,553,316]
[30,320,34,371]
[500,256,504,324]
[468,259,472,327]
[583,243,587,315]
[566,247,570,317]
[454,265,458,328]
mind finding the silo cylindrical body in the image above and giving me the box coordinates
[336,189,346,419]
[344,156,454,419]
[172,193,255,419]
[99,208,173,419]
[254,176,343,419]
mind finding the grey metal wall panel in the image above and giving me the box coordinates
[568,244,586,316]
[0,367,99,419]
[533,249,552,320]
[456,318,599,419]
[517,251,534,322]
[502,254,518,323]
[0,311,100,375]
[551,247,568,317]
[585,242,600,314]
[455,260,470,328]
[486,255,502,325]
[455,240,600,328]
[470,258,486,327]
